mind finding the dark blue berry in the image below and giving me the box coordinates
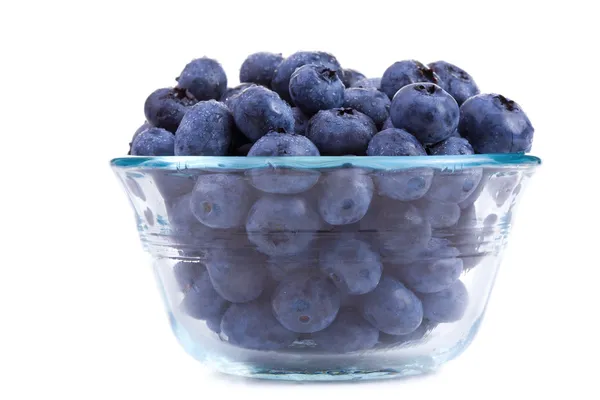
[340,68,366,88]
[428,61,480,106]
[247,132,320,194]
[291,107,309,135]
[306,108,377,155]
[372,168,434,202]
[311,309,379,353]
[360,275,423,335]
[206,313,224,334]
[205,248,267,303]
[233,86,294,142]
[190,174,252,229]
[390,83,459,146]
[381,60,439,100]
[271,51,341,103]
[426,167,483,203]
[289,64,345,116]
[459,94,534,153]
[246,196,322,256]
[378,319,438,347]
[240,52,284,87]
[181,269,229,320]
[318,169,374,225]
[174,100,234,156]
[419,280,469,323]
[351,77,381,90]
[221,301,298,350]
[343,88,391,126]
[396,238,463,294]
[319,237,382,295]
[272,271,341,333]
[360,198,432,260]
[221,83,257,109]
[176,57,227,101]
[130,127,174,156]
[416,198,461,229]
[128,122,151,154]
[486,170,521,207]
[429,136,474,156]
[174,261,206,293]
[144,88,196,133]
[366,128,427,156]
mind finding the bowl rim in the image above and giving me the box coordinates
[110,154,542,171]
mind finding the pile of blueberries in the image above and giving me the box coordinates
[129,51,534,158]
[154,162,514,353]
[127,51,532,353]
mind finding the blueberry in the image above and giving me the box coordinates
[190,174,252,229]
[342,88,391,126]
[128,122,151,155]
[144,88,196,133]
[426,167,483,203]
[174,100,234,156]
[381,60,439,99]
[181,269,229,320]
[247,132,320,194]
[206,313,225,334]
[416,198,461,229]
[246,196,322,256]
[205,248,267,303]
[457,173,488,210]
[459,94,534,153]
[240,52,284,87]
[221,83,257,110]
[221,300,298,350]
[428,61,480,106]
[289,64,345,116]
[351,77,381,90]
[272,271,341,333]
[151,169,200,202]
[318,169,374,225]
[233,86,294,142]
[366,128,427,156]
[306,108,377,155]
[396,238,463,294]
[319,237,382,295]
[390,83,459,146]
[428,137,474,156]
[360,198,432,260]
[378,319,438,347]
[419,280,469,323]
[291,107,309,135]
[311,309,379,353]
[130,127,174,156]
[382,116,394,130]
[167,193,229,256]
[443,205,488,271]
[271,51,341,103]
[486,170,521,207]
[176,57,227,101]
[174,261,206,293]
[340,68,366,88]
[360,275,423,335]
[372,168,434,202]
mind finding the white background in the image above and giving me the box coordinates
[1,1,598,399]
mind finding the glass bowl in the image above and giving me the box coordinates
[110,154,540,381]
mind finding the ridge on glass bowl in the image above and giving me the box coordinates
[111,154,541,382]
